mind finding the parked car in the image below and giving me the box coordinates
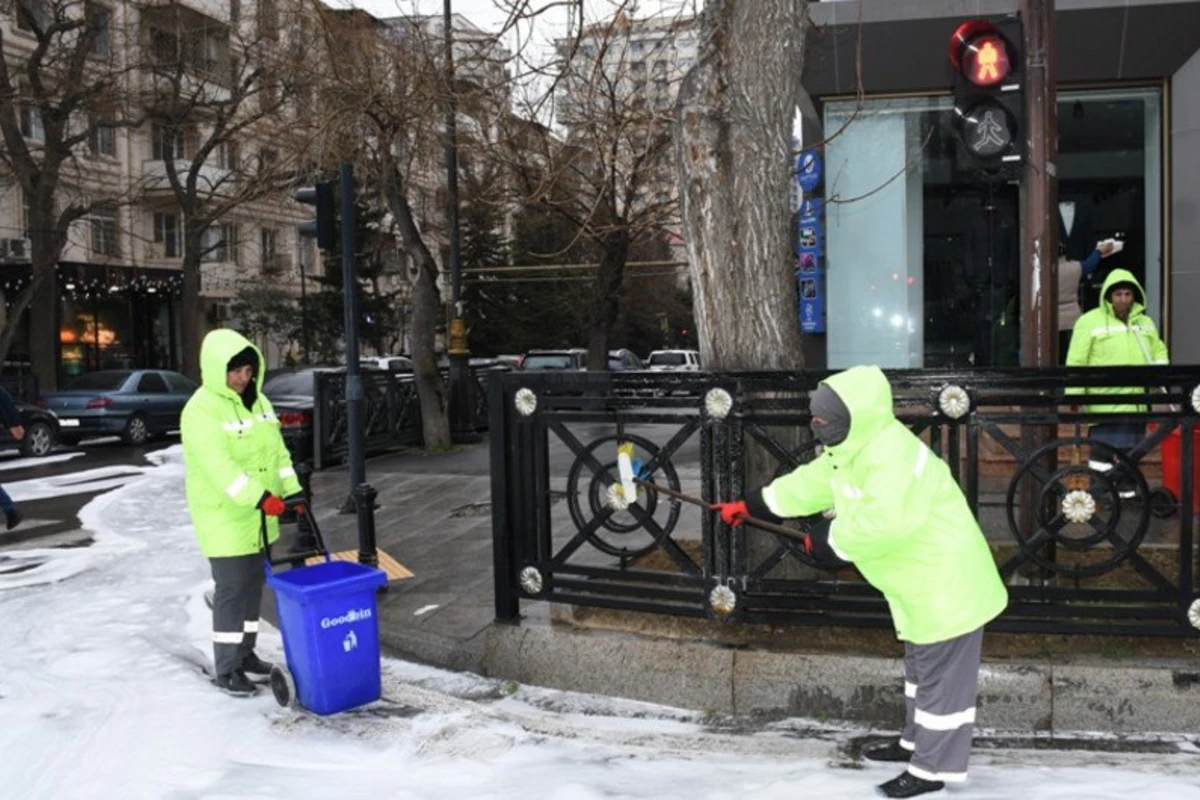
[260,367,336,466]
[647,349,702,371]
[38,369,197,446]
[607,349,645,371]
[360,356,413,373]
[520,349,587,371]
[0,403,60,457]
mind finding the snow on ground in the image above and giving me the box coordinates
[1,447,1199,799]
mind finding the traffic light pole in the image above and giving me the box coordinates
[339,162,368,526]
[1018,0,1059,578]
[1019,0,1058,368]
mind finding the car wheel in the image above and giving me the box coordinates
[19,421,55,458]
[123,414,149,446]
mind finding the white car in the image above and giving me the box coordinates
[360,356,413,373]
[646,350,701,371]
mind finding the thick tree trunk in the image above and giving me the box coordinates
[586,231,630,370]
[676,0,810,576]
[181,222,207,380]
[675,0,807,372]
[379,162,451,450]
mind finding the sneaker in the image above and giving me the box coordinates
[877,771,945,798]
[214,670,258,697]
[863,739,913,763]
[240,652,274,680]
[4,509,22,531]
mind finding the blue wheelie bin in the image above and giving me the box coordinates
[261,505,387,715]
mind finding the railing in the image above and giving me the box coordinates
[312,363,506,469]
[490,366,1200,637]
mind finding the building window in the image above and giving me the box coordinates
[215,140,239,170]
[86,3,112,58]
[149,27,179,65]
[202,222,239,264]
[20,105,44,140]
[260,228,278,271]
[152,125,186,160]
[822,87,1163,369]
[89,120,116,157]
[91,204,119,257]
[257,147,278,172]
[154,212,180,258]
[16,0,51,32]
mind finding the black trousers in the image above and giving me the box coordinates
[208,554,264,676]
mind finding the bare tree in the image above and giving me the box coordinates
[503,1,690,370]
[0,0,139,391]
[136,1,315,379]
[675,0,807,372]
[311,7,457,450]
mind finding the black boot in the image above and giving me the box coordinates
[5,508,22,531]
[214,670,258,697]
[877,772,944,798]
[863,739,913,763]
[240,652,274,681]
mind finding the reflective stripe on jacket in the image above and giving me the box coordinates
[181,329,303,558]
[758,366,1008,645]
[1066,268,1168,414]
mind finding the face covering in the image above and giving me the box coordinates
[809,383,851,447]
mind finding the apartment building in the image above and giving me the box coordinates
[552,9,698,242]
[0,0,315,385]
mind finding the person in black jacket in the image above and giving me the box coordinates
[0,385,25,529]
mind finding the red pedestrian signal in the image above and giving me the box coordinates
[949,18,1023,175]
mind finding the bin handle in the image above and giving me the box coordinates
[261,501,331,577]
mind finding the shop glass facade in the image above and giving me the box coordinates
[823,86,1163,368]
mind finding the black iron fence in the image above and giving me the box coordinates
[311,364,504,469]
[490,366,1200,637]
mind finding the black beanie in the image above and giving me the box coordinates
[226,346,258,374]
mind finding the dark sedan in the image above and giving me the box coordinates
[0,403,60,457]
[39,369,197,446]
[260,367,331,465]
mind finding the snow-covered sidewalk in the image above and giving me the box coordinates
[1,447,1198,799]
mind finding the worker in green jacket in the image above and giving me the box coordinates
[713,365,1007,799]
[181,329,304,697]
[1066,269,1168,495]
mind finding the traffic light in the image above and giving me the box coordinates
[295,182,336,250]
[949,18,1022,174]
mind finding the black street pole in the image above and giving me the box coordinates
[299,253,310,365]
[443,0,476,442]
[340,162,367,514]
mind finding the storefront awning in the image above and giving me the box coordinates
[805,0,1200,97]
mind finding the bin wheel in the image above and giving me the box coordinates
[269,664,296,708]
[1150,487,1178,519]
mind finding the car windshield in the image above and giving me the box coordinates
[66,371,131,391]
[649,353,686,366]
[262,372,316,397]
[524,355,574,370]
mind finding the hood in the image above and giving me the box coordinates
[200,329,264,400]
[818,365,894,457]
[1099,268,1146,315]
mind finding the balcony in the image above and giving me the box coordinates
[141,160,232,195]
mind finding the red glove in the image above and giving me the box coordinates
[712,500,750,527]
[259,494,287,517]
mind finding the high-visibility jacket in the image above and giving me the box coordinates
[1066,268,1168,414]
[755,366,1008,645]
[181,329,302,558]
